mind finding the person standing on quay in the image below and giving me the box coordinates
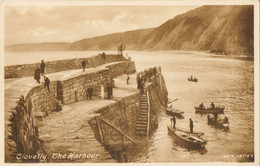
[82,60,86,72]
[100,85,105,99]
[34,67,41,83]
[189,118,193,133]
[127,74,130,84]
[44,76,51,93]
[40,60,45,76]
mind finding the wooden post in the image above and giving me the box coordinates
[96,116,104,144]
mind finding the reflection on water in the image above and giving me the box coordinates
[5,50,254,162]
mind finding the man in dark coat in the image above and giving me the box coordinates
[34,67,41,83]
[40,60,45,76]
[82,60,86,71]
[89,87,93,99]
[189,118,193,133]
[44,76,51,93]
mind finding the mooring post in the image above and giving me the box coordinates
[96,116,104,144]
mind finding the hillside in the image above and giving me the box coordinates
[5,5,254,55]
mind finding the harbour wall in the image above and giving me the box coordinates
[4,54,126,79]
[6,58,136,162]
[88,67,168,156]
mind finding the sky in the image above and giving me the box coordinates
[5,6,199,45]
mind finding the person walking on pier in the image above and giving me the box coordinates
[34,67,41,83]
[100,85,104,99]
[44,76,51,93]
[127,74,130,84]
[189,118,194,133]
[82,60,86,72]
[40,60,45,76]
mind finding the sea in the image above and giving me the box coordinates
[5,50,255,162]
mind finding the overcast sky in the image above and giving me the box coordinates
[5,6,199,45]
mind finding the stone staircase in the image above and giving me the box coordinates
[135,89,149,136]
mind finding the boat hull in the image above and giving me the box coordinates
[195,107,224,114]
[167,126,207,149]
[208,117,229,131]
[166,108,184,117]
[187,78,198,82]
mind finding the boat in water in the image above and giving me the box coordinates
[207,115,229,131]
[166,107,184,117]
[187,77,198,82]
[167,126,207,149]
[195,106,225,114]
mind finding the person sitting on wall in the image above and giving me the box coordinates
[44,76,51,93]
[82,60,86,72]
[40,60,45,76]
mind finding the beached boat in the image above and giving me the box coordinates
[166,107,184,117]
[187,77,198,82]
[167,126,207,149]
[207,116,229,131]
[195,106,225,114]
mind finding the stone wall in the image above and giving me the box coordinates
[24,61,135,118]
[88,92,140,144]
[89,67,168,150]
[5,54,125,79]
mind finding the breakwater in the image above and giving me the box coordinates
[6,54,136,162]
[6,54,168,163]
[4,54,126,78]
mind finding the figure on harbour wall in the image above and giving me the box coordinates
[82,60,86,72]
[44,75,50,93]
[40,60,45,76]
[34,67,41,83]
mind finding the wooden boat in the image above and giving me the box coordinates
[167,125,207,149]
[195,106,224,114]
[166,107,184,117]
[187,77,198,82]
[207,116,229,131]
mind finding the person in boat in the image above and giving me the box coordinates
[199,103,205,109]
[189,118,193,133]
[190,75,193,79]
[224,116,229,123]
[171,116,176,129]
[211,102,215,109]
[214,112,218,120]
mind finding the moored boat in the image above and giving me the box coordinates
[187,77,198,82]
[195,106,224,114]
[207,116,229,131]
[166,108,184,117]
[167,125,207,149]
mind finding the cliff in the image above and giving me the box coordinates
[5,5,254,55]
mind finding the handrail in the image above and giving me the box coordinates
[99,118,136,144]
[146,87,150,137]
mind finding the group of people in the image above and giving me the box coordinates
[34,60,51,93]
[136,67,161,94]
[199,102,215,109]
[171,116,194,133]
[100,84,113,99]
[85,87,94,100]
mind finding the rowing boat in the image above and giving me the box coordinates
[195,106,224,114]
[166,108,184,117]
[207,116,229,131]
[187,77,198,82]
[167,125,207,149]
